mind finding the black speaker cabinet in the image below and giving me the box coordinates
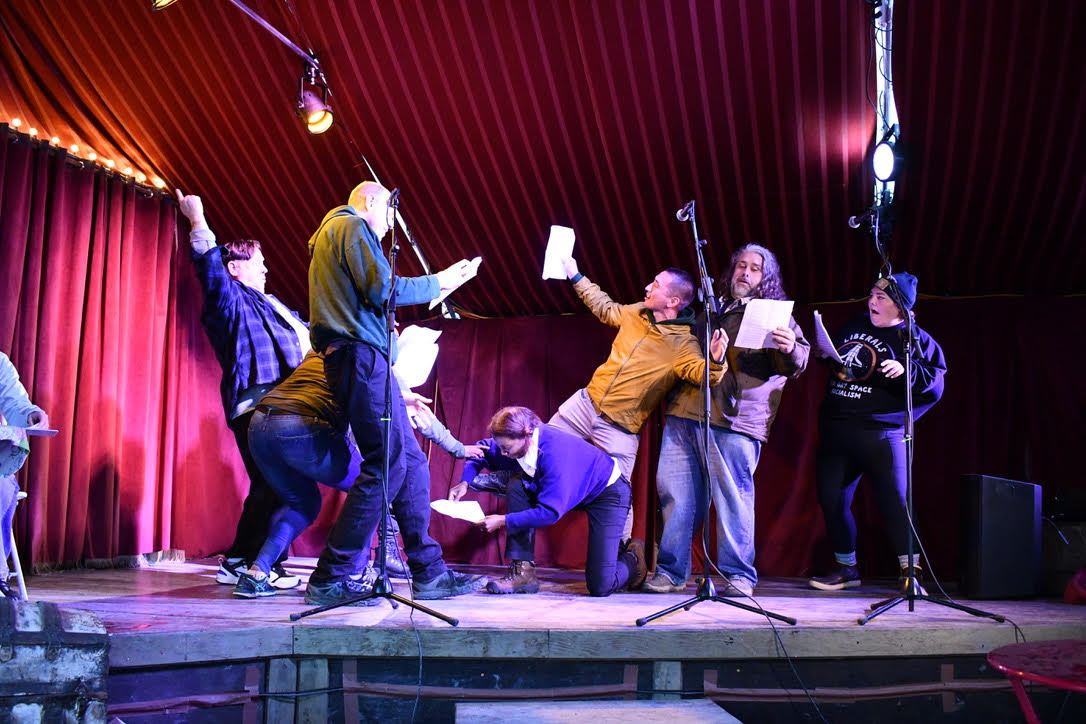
[959,474,1041,599]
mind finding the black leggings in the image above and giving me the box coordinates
[815,419,912,556]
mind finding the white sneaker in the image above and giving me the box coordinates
[269,563,301,590]
[216,557,245,585]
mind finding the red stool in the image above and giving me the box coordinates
[988,639,1086,724]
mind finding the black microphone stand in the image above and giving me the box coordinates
[293,192,458,625]
[637,201,795,627]
[856,208,1002,626]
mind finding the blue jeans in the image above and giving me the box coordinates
[225,410,283,562]
[247,408,360,575]
[313,342,446,584]
[655,416,761,586]
[505,477,634,597]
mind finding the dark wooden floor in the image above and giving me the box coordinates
[23,557,1086,669]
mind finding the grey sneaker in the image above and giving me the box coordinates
[721,577,754,597]
[304,578,381,607]
[641,571,685,593]
[412,570,488,600]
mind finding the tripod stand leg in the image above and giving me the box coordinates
[638,577,797,626]
[860,594,1006,625]
[637,593,704,626]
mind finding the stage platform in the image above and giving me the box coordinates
[17,557,1086,722]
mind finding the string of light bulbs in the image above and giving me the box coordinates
[5,117,168,193]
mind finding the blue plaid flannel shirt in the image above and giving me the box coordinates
[191,243,305,419]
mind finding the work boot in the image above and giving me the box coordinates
[621,539,648,590]
[381,547,410,579]
[485,560,540,594]
[899,565,927,597]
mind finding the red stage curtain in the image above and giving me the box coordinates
[0,135,249,569]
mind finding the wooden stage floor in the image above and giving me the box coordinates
[26,557,1086,670]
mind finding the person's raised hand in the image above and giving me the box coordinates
[561,257,579,279]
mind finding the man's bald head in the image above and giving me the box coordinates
[347,181,392,238]
[348,181,389,211]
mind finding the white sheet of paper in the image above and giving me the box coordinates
[397,324,442,349]
[429,256,483,310]
[430,498,486,524]
[812,310,844,363]
[734,298,795,349]
[542,225,575,280]
[392,325,442,389]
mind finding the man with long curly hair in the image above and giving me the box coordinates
[645,244,809,597]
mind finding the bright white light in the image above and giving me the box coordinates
[873,141,896,181]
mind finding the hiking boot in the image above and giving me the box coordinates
[621,539,648,590]
[304,578,381,607]
[269,563,301,590]
[233,572,276,599]
[641,571,685,593]
[722,577,754,597]
[899,565,927,596]
[379,548,410,579]
[413,570,488,599]
[809,564,861,591]
[216,557,246,585]
[485,560,540,594]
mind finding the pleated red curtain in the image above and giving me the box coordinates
[0,133,248,570]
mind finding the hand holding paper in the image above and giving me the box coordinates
[734,299,795,349]
[543,225,576,280]
[430,256,482,309]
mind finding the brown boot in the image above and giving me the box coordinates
[485,560,540,594]
[622,538,648,590]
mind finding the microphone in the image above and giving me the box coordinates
[388,188,401,206]
[848,208,877,228]
[676,200,695,222]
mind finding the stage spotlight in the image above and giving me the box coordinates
[297,59,333,134]
[872,129,902,182]
[298,89,333,134]
[151,0,181,9]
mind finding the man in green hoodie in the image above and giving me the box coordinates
[305,181,486,606]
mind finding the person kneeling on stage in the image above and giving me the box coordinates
[478,406,648,597]
[808,272,946,596]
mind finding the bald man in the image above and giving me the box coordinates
[305,181,485,606]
